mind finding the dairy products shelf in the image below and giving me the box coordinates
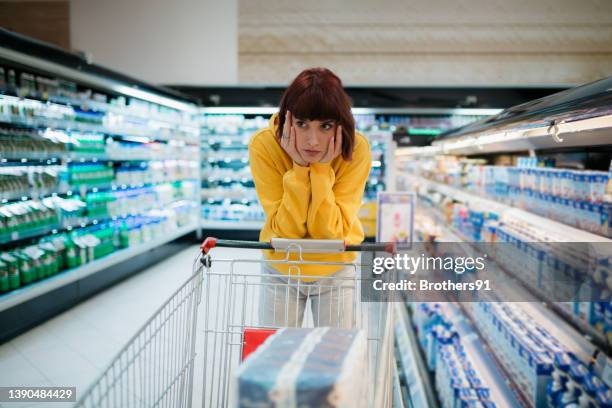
[398,153,612,239]
[407,265,607,407]
[409,198,612,401]
[396,77,612,407]
[409,300,524,407]
[395,302,439,408]
[412,175,612,243]
[415,197,609,353]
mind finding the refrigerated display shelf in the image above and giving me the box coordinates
[201,176,253,184]
[1,187,66,202]
[1,152,197,163]
[404,298,527,407]
[0,197,197,247]
[0,82,198,128]
[47,97,198,131]
[204,139,249,148]
[1,182,197,208]
[443,302,526,407]
[414,175,612,243]
[0,222,198,312]
[421,76,612,157]
[452,300,534,408]
[458,289,611,406]
[201,219,264,230]
[67,179,199,195]
[505,278,608,355]
[0,224,58,247]
[416,201,608,356]
[1,179,198,204]
[0,112,198,145]
[1,156,64,166]
[392,360,408,408]
[0,30,202,340]
[428,115,612,156]
[394,302,439,408]
[408,214,606,406]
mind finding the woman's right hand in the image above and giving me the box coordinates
[280,111,308,167]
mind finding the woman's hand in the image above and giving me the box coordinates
[280,111,308,167]
[319,124,342,163]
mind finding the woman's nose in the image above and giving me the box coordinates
[306,130,319,147]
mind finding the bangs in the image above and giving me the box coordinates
[290,86,342,122]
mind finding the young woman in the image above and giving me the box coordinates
[248,67,371,328]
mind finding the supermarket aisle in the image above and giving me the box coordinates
[0,243,204,407]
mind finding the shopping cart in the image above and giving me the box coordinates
[75,238,397,408]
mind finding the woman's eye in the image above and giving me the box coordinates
[322,123,334,130]
[295,121,306,128]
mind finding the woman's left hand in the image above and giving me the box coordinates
[319,125,342,163]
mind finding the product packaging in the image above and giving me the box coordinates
[236,327,367,408]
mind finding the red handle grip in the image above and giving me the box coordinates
[201,237,218,254]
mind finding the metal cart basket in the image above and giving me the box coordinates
[75,238,396,408]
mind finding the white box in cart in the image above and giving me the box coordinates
[235,328,368,408]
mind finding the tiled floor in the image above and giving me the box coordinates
[0,244,210,407]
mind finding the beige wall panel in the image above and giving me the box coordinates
[239,0,612,85]
[239,54,612,86]
[240,24,612,54]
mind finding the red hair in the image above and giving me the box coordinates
[276,68,355,161]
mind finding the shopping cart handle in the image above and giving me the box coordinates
[201,237,273,254]
[347,242,396,253]
[201,237,396,254]
[201,237,217,254]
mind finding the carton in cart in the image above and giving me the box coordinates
[235,327,368,408]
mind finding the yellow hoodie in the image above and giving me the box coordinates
[248,114,372,280]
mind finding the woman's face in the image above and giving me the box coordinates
[292,117,337,163]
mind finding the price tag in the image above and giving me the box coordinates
[376,192,415,249]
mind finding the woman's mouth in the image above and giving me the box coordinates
[303,150,321,156]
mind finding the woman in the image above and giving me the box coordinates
[248,67,371,328]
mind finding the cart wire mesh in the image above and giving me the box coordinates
[74,255,203,408]
[198,256,395,407]
[75,243,395,408]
